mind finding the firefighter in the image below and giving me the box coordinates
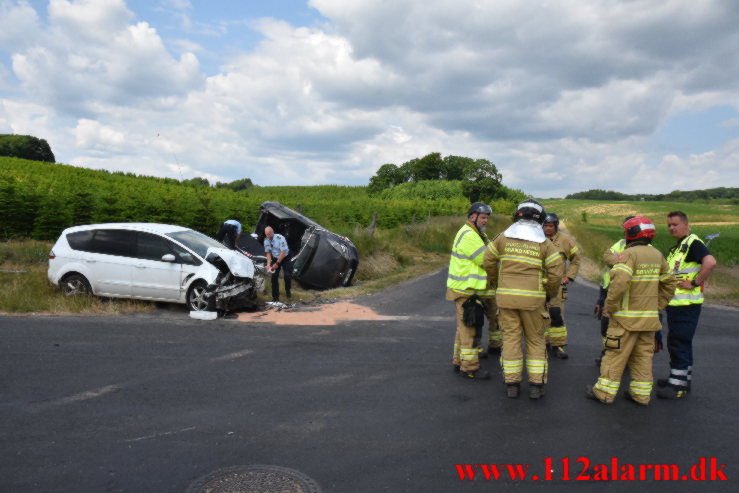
[586,217,676,405]
[447,202,501,380]
[593,216,634,366]
[483,199,562,399]
[542,212,581,359]
[657,211,717,399]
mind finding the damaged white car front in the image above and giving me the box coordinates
[196,247,265,314]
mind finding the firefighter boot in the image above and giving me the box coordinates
[529,383,546,400]
[478,347,488,359]
[459,369,490,381]
[585,385,608,404]
[506,383,520,398]
[623,391,648,406]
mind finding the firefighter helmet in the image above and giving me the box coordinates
[467,202,492,217]
[543,212,559,227]
[623,216,656,241]
[514,199,545,224]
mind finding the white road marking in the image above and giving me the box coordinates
[26,348,254,413]
[125,426,196,443]
[210,349,254,361]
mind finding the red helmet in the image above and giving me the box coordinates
[623,216,655,241]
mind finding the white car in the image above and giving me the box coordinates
[48,223,263,312]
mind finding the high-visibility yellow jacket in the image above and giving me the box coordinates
[606,244,676,331]
[604,239,626,267]
[446,221,495,297]
[484,235,563,310]
[549,230,581,281]
[667,234,706,306]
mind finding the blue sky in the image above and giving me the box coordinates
[1,0,738,197]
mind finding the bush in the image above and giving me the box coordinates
[380,180,464,200]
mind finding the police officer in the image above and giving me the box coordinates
[586,216,676,405]
[542,212,581,359]
[484,199,562,399]
[216,219,241,249]
[447,202,500,380]
[657,211,716,399]
[264,226,292,302]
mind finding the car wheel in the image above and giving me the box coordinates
[60,274,91,296]
[187,281,211,311]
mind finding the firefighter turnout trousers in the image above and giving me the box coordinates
[593,321,656,405]
[486,296,502,349]
[452,295,499,371]
[499,307,549,384]
[545,284,568,346]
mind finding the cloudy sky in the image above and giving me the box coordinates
[1,0,738,197]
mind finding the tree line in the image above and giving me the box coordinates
[367,152,527,204]
[0,157,468,241]
[566,188,739,203]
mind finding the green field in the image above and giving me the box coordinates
[542,199,737,266]
[542,199,738,305]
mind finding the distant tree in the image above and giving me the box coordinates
[368,164,406,196]
[408,152,444,181]
[441,155,473,180]
[215,178,254,192]
[0,134,55,163]
[461,159,503,203]
[182,177,210,187]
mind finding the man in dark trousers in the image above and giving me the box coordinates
[657,211,716,399]
[264,226,292,302]
[216,219,241,249]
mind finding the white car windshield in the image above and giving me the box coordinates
[166,230,225,258]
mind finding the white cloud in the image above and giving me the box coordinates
[1,0,738,196]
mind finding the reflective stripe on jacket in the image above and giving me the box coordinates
[484,235,562,310]
[602,239,627,289]
[667,234,704,306]
[606,244,676,331]
[447,222,494,296]
[549,230,581,281]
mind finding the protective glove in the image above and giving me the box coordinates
[593,302,603,320]
[654,331,664,353]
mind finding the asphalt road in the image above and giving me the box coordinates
[1,269,737,492]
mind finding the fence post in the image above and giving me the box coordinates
[366,211,378,237]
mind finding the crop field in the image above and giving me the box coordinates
[542,199,739,305]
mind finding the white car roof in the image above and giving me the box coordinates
[63,223,192,235]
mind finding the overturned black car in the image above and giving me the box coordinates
[237,201,359,289]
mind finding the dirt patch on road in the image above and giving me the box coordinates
[237,301,394,325]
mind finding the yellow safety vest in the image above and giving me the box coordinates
[602,239,626,289]
[447,223,494,296]
[667,234,704,306]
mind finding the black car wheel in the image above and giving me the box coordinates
[60,273,91,296]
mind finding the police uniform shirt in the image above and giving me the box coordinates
[264,234,289,257]
[224,219,242,234]
[669,236,711,264]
